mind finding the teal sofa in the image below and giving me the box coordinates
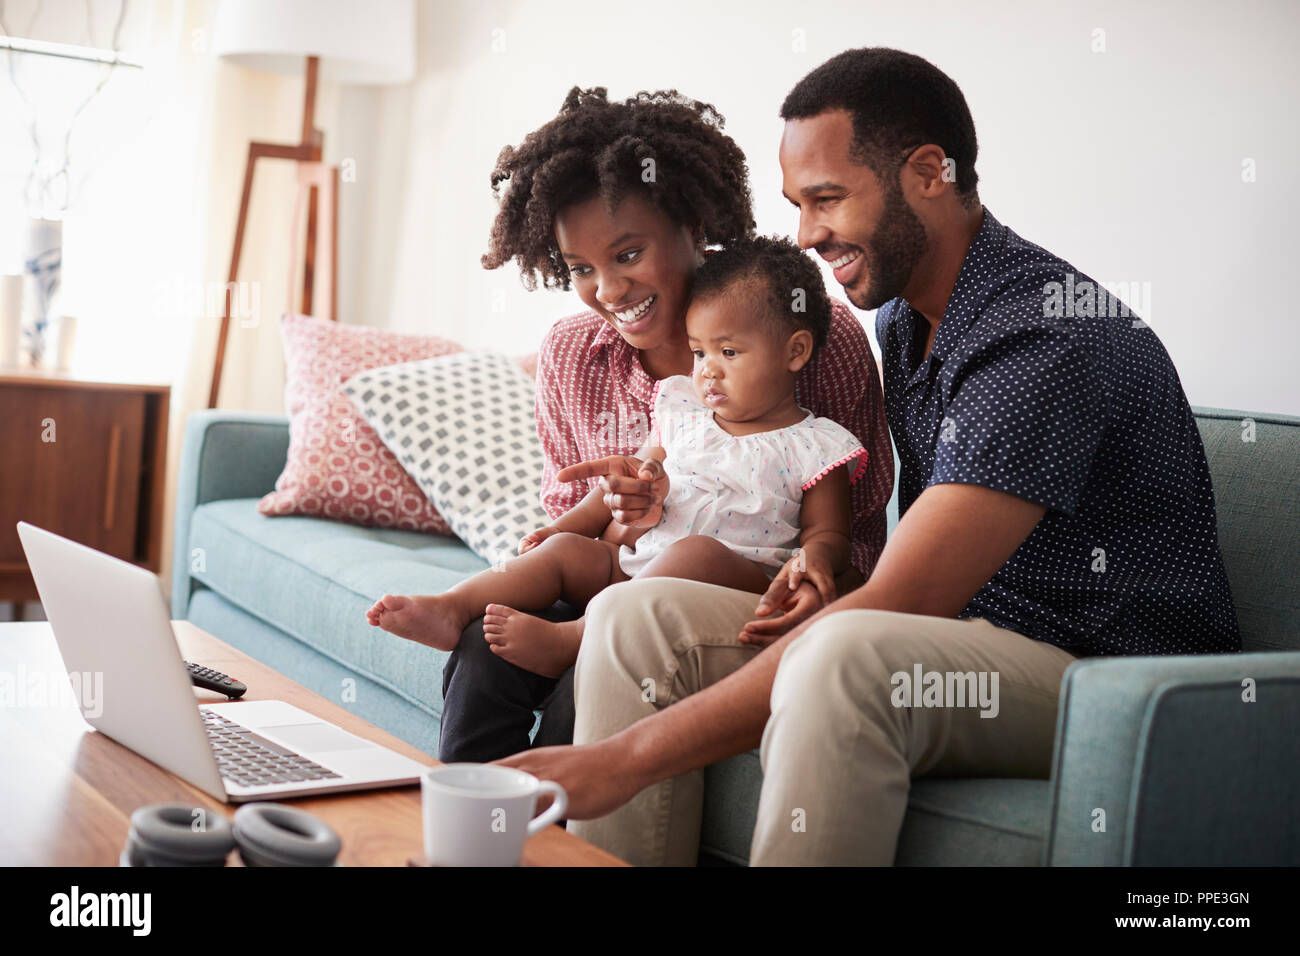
[172,406,1299,865]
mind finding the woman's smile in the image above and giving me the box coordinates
[606,294,658,335]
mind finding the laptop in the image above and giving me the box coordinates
[17,522,427,803]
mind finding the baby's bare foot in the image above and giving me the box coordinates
[483,604,584,678]
[367,593,467,651]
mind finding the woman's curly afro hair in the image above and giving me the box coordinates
[482,86,756,290]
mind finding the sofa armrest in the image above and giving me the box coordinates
[171,410,290,618]
[1044,650,1300,865]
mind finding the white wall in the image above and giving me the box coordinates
[333,0,1299,416]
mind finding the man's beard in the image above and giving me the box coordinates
[846,183,928,311]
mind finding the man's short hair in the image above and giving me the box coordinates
[781,47,980,204]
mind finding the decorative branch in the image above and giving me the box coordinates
[0,0,131,214]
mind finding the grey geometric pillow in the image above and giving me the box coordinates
[342,351,549,564]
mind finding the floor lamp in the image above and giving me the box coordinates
[207,0,415,409]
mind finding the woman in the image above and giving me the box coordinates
[436,86,893,763]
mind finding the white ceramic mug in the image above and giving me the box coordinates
[421,763,568,867]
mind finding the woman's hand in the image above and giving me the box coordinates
[557,448,668,528]
[739,550,837,647]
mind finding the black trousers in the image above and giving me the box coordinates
[437,603,580,763]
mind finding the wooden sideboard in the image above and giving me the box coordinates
[0,369,169,607]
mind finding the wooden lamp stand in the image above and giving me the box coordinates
[208,55,339,409]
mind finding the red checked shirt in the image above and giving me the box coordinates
[534,299,895,577]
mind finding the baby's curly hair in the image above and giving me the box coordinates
[690,235,832,353]
[482,86,756,290]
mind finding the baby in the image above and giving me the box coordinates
[367,235,869,676]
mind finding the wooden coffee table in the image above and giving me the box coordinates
[0,620,625,866]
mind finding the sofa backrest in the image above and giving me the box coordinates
[1193,407,1300,653]
[882,406,1299,653]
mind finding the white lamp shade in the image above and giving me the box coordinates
[211,0,416,85]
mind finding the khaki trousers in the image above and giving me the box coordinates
[567,578,1078,866]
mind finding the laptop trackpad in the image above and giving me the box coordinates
[263,722,369,753]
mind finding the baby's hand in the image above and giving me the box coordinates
[773,548,837,608]
[519,526,561,554]
[739,550,836,647]
[739,580,824,647]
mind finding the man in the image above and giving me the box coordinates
[501,47,1240,866]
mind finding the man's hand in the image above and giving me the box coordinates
[557,448,668,528]
[740,580,823,647]
[739,550,836,646]
[495,740,645,820]
[777,548,837,607]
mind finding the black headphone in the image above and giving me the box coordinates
[123,803,341,867]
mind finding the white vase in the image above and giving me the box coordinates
[52,314,78,371]
[0,274,22,367]
[22,217,63,368]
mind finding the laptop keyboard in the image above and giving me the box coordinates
[202,711,342,788]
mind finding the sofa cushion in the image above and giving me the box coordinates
[187,588,445,753]
[258,313,463,533]
[188,498,488,715]
[701,751,1051,865]
[895,778,1053,864]
[344,351,551,564]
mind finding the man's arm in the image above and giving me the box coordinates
[499,481,1047,819]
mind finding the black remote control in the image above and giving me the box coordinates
[185,661,247,699]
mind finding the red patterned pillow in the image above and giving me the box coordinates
[258,314,462,532]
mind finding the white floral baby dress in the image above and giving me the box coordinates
[619,374,869,578]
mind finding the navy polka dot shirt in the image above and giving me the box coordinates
[877,208,1241,657]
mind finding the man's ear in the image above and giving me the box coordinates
[786,329,814,373]
[903,143,950,198]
